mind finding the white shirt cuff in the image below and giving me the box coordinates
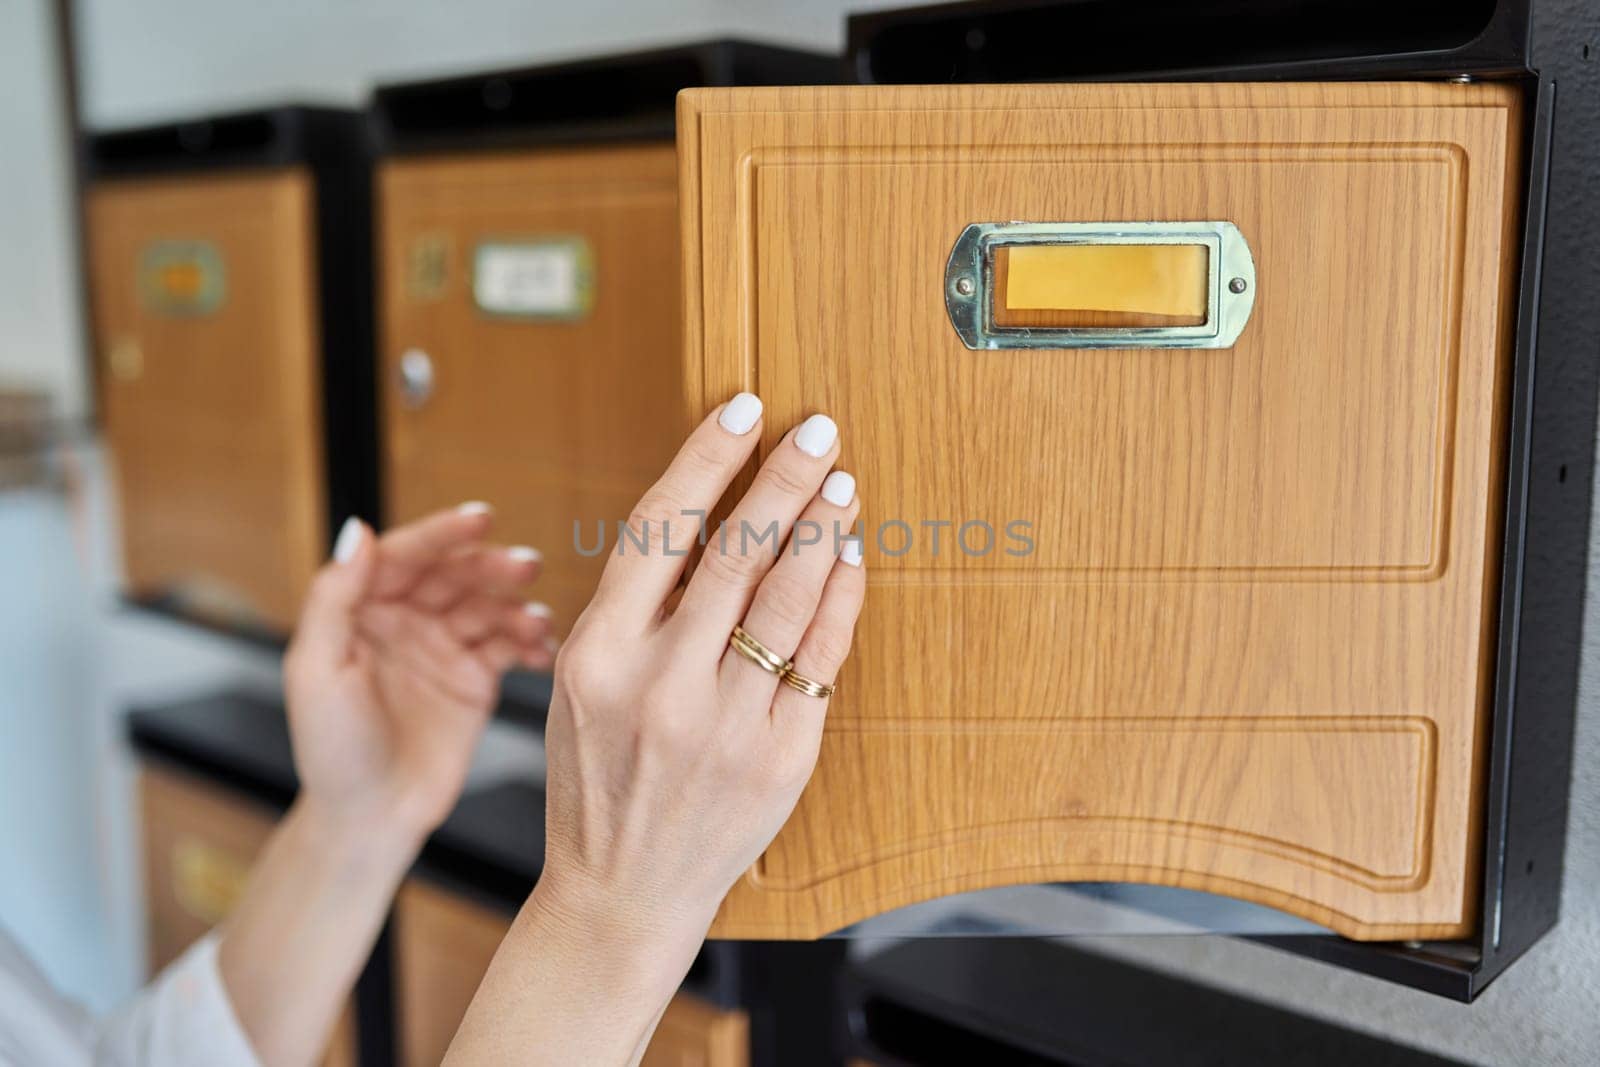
[95,934,260,1067]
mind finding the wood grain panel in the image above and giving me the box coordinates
[379,145,686,633]
[140,767,357,1067]
[394,880,747,1066]
[393,880,510,1067]
[88,171,326,631]
[678,83,1525,940]
[642,992,750,1067]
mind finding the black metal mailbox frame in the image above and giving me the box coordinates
[371,39,839,156]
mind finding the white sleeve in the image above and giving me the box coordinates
[91,935,261,1067]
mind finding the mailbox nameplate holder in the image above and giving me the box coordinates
[944,221,1256,350]
[472,236,595,321]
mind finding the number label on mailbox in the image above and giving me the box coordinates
[472,237,594,320]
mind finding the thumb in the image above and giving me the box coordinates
[292,516,378,666]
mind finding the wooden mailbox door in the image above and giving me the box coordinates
[88,171,326,631]
[677,82,1524,941]
[394,879,749,1066]
[379,144,685,632]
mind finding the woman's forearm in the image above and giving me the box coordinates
[217,797,423,1067]
[442,398,865,1063]
[442,881,712,1066]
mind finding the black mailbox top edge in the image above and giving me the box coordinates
[85,104,370,180]
[126,690,302,810]
[845,0,1532,84]
[371,38,840,157]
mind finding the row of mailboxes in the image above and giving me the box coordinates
[371,43,838,628]
[85,1,1596,998]
[87,42,836,634]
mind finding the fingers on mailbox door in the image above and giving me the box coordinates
[722,469,860,694]
[678,412,841,635]
[772,546,867,742]
[592,395,765,623]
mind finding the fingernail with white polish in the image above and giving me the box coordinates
[524,601,553,620]
[794,413,838,457]
[458,500,492,516]
[840,536,864,567]
[719,392,763,435]
[821,470,856,507]
[333,517,366,563]
[508,545,542,564]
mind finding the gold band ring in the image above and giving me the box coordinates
[779,668,835,699]
[729,625,792,676]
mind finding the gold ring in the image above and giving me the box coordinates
[779,668,835,699]
[729,624,792,676]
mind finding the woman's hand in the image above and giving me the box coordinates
[446,394,866,1065]
[539,392,865,937]
[283,504,555,842]
[223,506,554,1067]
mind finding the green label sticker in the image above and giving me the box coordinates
[472,237,594,320]
[139,240,226,316]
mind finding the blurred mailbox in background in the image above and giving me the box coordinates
[85,107,377,634]
[371,41,837,634]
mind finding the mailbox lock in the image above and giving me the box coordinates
[398,347,435,408]
[108,337,144,381]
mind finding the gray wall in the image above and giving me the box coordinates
[0,0,86,419]
[3,0,1594,1059]
[73,0,886,126]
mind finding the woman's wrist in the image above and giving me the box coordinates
[442,870,712,1064]
[219,792,426,1067]
[289,790,430,879]
[522,869,714,996]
